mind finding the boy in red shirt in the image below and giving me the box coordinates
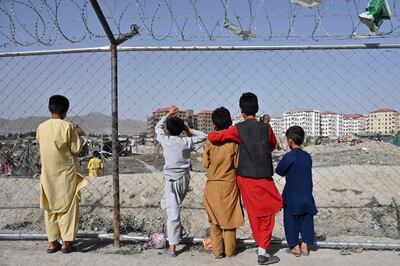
[208,92,282,265]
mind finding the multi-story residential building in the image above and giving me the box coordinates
[193,110,214,133]
[269,117,284,136]
[397,114,400,133]
[320,112,343,137]
[146,107,194,139]
[232,114,245,124]
[342,114,365,136]
[366,108,399,135]
[283,109,321,137]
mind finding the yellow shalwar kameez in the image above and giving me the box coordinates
[88,157,103,177]
[36,119,87,242]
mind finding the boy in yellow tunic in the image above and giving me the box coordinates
[88,150,103,177]
[202,107,244,258]
[36,95,87,254]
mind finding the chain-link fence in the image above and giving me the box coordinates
[1,45,400,249]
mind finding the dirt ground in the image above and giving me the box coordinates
[1,141,399,246]
[1,164,400,240]
[0,240,399,266]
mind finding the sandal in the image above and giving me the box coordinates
[300,243,310,256]
[47,243,61,254]
[214,253,226,259]
[61,243,76,254]
[163,248,176,258]
[286,248,301,257]
[301,250,310,256]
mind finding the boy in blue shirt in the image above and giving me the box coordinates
[275,126,317,256]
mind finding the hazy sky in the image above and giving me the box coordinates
[0,0,399,121]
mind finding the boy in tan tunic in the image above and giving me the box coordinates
[36,95,87,253]
[202,107,244,258]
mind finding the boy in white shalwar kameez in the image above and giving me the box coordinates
[155,105,207,257]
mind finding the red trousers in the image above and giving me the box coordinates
[237,176,283,249]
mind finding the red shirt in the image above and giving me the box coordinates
[208,123,277,151]
[208,121,282,216]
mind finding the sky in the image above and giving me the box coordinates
[0,0,399,121]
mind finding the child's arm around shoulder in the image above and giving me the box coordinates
[208,125,240,143]
[275,152,293,177]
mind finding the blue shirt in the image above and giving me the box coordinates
[275,148,317,215]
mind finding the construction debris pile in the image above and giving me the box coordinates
[0,137,40,177]
[305,141,400,167]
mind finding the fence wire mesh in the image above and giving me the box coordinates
[0,46,400,248]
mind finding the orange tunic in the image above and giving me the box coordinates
[202,139,244,229]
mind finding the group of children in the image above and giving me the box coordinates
[155,92,317,264]
[37,93,317,265]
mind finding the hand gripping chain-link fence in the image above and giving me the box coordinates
[0,44,400,250]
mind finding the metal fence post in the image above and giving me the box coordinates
[89,0,138,248]
[111,44,120,248]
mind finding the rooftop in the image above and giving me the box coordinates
[286,109,320,113]
[196,109,213,115]
[370,108,397,113]
[343,114,364,119]
[153,107,188,113]
[321,111,339,115]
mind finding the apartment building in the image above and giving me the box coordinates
[146,107,194,139]
[366,108,399,134]
[320,112,343,137]
[342,114,365,136]
[283,109,321,137]
[270,117,285,136]
[193,110,214,133]
[232,114,245,124]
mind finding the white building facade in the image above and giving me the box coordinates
[283,109,321,137]
[320,112,343,137]
[342,114,365,136]
[270,118,284,136]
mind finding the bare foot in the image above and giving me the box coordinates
[300,242,309,254]
[167,244,176,254]
[291,245,301,255]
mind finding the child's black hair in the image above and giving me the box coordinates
[286,126,305,146]
[212,107,232,130]
[49,95,69,114]
[166,116,184,136]
[93,150,100,157]
[239,92,259,116]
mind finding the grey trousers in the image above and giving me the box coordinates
[161,173,190,245]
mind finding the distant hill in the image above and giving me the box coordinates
[0,112,146,135]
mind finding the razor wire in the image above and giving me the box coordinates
[2,0,400,48]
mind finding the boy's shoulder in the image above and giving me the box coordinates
[37,119,74,136]
[39,118,73,127]
[293,148,312,161]
[208,139,237,148]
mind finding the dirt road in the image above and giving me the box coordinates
[0,240,399,266]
